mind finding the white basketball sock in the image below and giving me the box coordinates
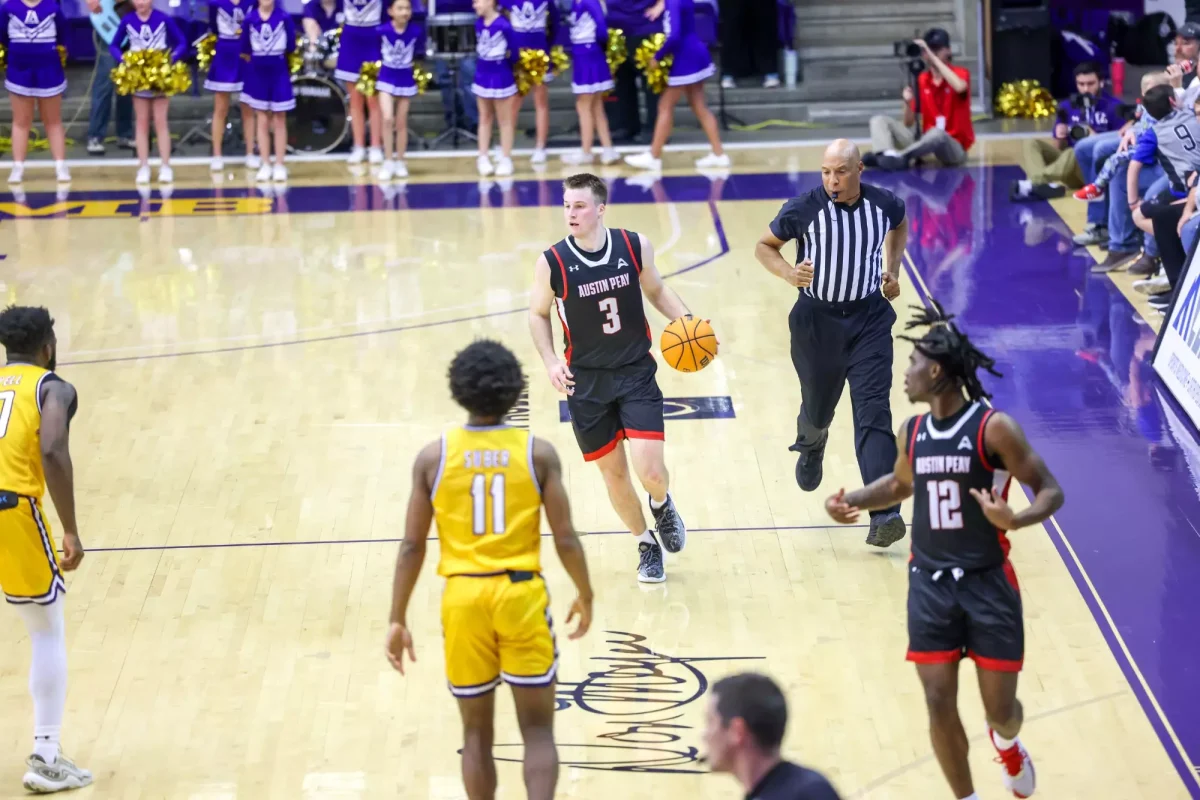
[14,598,67,763]
[649,493,668,510]
[992,729,1018,750]
[959,794,979,800]
[636,529,656,545]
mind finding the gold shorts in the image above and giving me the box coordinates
[0,496,64,605]
[441,572,557,697]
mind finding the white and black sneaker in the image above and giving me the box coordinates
[23,750,93,793]
[637,541,665,583]
[649,494,686,553]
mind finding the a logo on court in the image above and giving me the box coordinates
[490,631,762,772]
[559,396,735,423]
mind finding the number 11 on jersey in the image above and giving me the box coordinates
[471,473,506,535]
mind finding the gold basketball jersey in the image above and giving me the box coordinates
[432,425,543,576]
[0,363,52,498]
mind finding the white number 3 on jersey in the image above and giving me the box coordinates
[599,297,622,334]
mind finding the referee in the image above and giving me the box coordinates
[755,139,909,549]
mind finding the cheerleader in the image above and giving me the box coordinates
[0,0,70,183]
[334,0,383,164]
[564,0,616,165]
[376,0,422,180]
[502,0,558,164]
[110,0,187,185]
[203,0,255,171]
[472,0,516,177]
[240,0,295,181]
[623,0,726,171]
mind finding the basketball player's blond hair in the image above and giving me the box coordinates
[562,173,608,206]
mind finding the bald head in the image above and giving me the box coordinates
[820,139,864,203]
[824,138,861,164]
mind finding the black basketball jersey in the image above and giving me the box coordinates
[544,228,651,370]
[907,402,1013,572]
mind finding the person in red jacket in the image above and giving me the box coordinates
[866,27,974,171]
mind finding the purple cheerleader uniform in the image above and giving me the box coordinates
[204,0,247,92]
[568,0,610,94]
[110,9,188,99]
[334,0,381,83]
[0,0,68,98]
[376,21,422,97]
[240,5,296,111]
[503,0,558,62]
[657,0,712,87]
[472,15,515,99]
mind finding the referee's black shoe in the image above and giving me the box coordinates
[789,439,826,492]
[866,511,906,548]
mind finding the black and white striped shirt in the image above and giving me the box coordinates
[769,184,906,303]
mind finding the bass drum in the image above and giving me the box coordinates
[287,75,350,155]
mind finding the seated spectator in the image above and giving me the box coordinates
[1124,85,1200,312]
[865,28,973,171]
[717,0,779,89]
[1074,72,1168,207]
[1012,62,1127,201]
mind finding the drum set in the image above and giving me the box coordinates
[191,5,481,157]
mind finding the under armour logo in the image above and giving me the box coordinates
[617,258,629,268]
[568,265,580,272]
[957,435,972,451]
[916,433,928,442]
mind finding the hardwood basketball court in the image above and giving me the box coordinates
[0,139,1194,798]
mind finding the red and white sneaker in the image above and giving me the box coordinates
[990,728,1036,797]
[1074,183,1105,201]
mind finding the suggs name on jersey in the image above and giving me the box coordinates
[577,272,632,299]
[464,449,511,469]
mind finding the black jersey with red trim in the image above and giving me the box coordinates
[544,228,652,370]
[907,401,1013,572]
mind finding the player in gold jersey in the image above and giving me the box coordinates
[0,306,93,793]
[386,339,593,800]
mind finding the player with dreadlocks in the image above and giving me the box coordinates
[825,302,1063,800]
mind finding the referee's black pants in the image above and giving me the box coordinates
[788,291,900,516]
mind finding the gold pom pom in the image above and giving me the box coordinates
[994,79,1055,119]
[550,44,570,76]
[633,33,672,94]
[57,44,67,69]
[160,59,192,96]
[195,33,217,72]
[515,47,550,96]
[288,48,303,76]
[606,28,626,76]
[414,62,432,94]
[111,49,164,95]
[356,60,381,96]
[0,44,7,73]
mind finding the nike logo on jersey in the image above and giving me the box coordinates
[914,455,971,475]
[577,271,632,298]
[957,435,972,451]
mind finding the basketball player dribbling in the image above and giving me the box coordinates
[824,303,1064,800]
[529,172,710,583]
[385,339,593,800]
[0,306,92,793]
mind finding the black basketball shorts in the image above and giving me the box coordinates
[906,561,1024,672]
[567,356,665,461]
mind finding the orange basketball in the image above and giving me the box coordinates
[660,316,718,372]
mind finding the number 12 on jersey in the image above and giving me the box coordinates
[471,473,506,535]
[927,479,963,530]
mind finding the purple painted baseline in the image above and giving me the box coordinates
[896,164,1200,793]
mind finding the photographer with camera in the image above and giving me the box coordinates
[864,28,972,171]
[1012,62,1126,202]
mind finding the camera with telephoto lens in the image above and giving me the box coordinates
[894,39,924,77]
